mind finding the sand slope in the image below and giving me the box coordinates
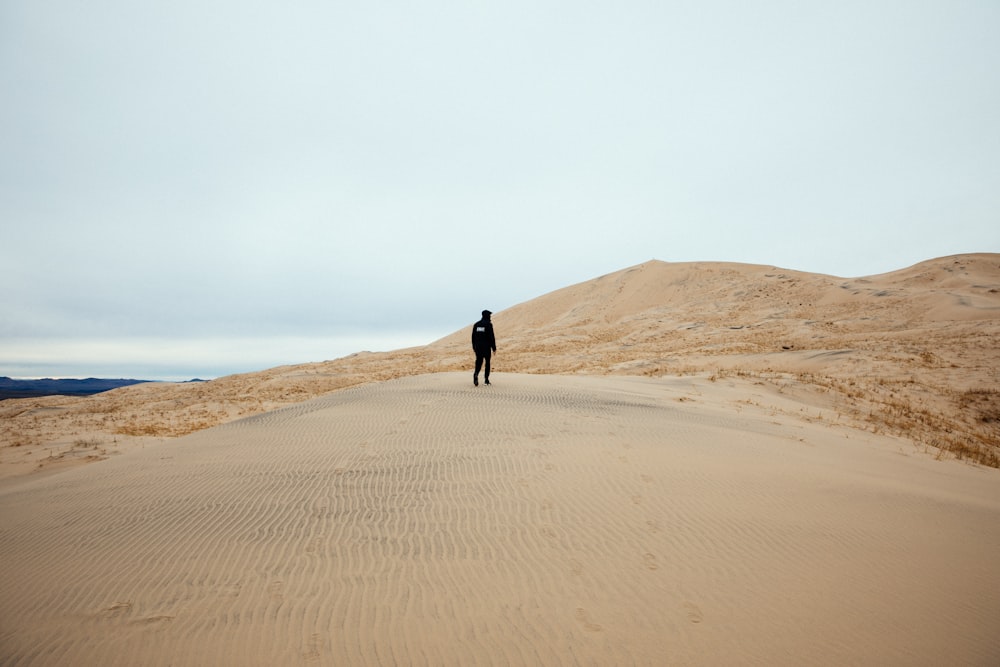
[3,372,998,665]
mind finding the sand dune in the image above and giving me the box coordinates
[3,254,999,473]
[3,372,998,665]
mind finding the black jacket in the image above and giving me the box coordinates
[471,318,496,352]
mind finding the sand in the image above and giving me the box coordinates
[2,254,1000,664]
[2,372,999,665]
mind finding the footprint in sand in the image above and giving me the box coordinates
[269,580,284,602]
[683,601,704,624]
[569,558,583,576]
[642,553,659,570]
[130,614,175,626]
[100,601,133,618]
[575,607,603,632]
[303,633,322,662]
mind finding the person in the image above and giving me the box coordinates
[471,309,496,386]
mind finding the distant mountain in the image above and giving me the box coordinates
[0,377,153,400]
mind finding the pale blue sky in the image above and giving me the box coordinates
[3,1,998,379]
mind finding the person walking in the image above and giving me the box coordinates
[471,309,496,386]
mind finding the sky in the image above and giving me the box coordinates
[3,1,999,380]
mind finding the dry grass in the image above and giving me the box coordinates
[674,365,1000,467]
[790,374,1000,467]
[958,389,1000,425]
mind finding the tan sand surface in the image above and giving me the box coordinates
[2,372,999,665]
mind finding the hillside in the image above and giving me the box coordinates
[2,253,998,474]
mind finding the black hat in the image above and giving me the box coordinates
[482,309,492,317]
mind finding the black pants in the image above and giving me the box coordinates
[474,348,491,380]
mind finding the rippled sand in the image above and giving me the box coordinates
[3,373,998,665]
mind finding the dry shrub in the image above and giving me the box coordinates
[114,423,166,437]
[958,389,1000,424]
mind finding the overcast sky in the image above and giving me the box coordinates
[3,1,999,380]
